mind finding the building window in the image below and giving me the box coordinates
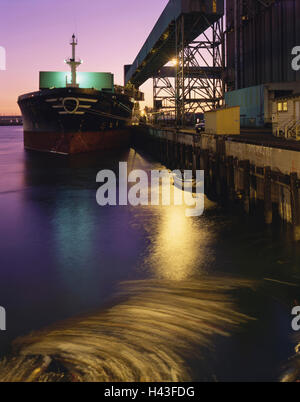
[277,102,288,112]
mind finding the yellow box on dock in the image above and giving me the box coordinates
[205,106,240,135]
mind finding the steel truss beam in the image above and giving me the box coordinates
[256,0,274,7]
[153,76,176,111]
[153,15,225,126]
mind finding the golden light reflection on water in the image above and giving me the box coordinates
[282,336,300,382]
[147,206,210,281]
[0,278,254,382]
[131,165,216,281]
[0,149,256,382]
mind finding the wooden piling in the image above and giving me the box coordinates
[167,140,170,164]
[184,145,189,169]
[227,156,235,200]
[203,149,210,190]
[192,149,197,177]
[180,143,183,168]
[264,166,273,224]
[290,172,300,226]
[243,160,250,214]
[133,126,300,228]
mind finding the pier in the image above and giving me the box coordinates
[133,125,300,228]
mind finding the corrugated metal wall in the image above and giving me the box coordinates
[226,0,300,91]
[225,85,265,126]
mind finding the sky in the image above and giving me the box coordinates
[0,0,169,114]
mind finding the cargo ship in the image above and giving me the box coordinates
[18,35,134,154]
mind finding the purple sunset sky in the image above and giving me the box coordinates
[0,0,169,114]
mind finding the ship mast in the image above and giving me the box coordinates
[65,34,82,88]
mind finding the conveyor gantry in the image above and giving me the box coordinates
[125,0,224,88]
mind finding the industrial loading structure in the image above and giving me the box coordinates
[225,0,300,128]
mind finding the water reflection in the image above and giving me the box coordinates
[1,128,300,381]
[0,127,25,194]
[0,277,253,382]
[146,207,212,280]
[282,336,300,382]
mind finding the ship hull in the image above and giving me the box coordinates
[18,87,134,154]
[23,129,132,155]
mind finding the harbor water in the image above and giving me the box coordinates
[0,126,299,381]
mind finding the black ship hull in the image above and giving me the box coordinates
[18,87,134,154]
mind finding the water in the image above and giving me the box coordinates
[0,126,299,382]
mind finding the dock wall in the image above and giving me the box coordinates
[133,126,300,227]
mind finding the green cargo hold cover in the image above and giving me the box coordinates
[39,71,114,91]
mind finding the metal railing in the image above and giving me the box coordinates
[276,118,300,140]
[276,118,291,138]
[288,118,300,140]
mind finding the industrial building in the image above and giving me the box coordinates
[272,93,300,139]
[225,0,300,128]
[225,82,300,128]
[125,0,225,125]
[125,0,300,132]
